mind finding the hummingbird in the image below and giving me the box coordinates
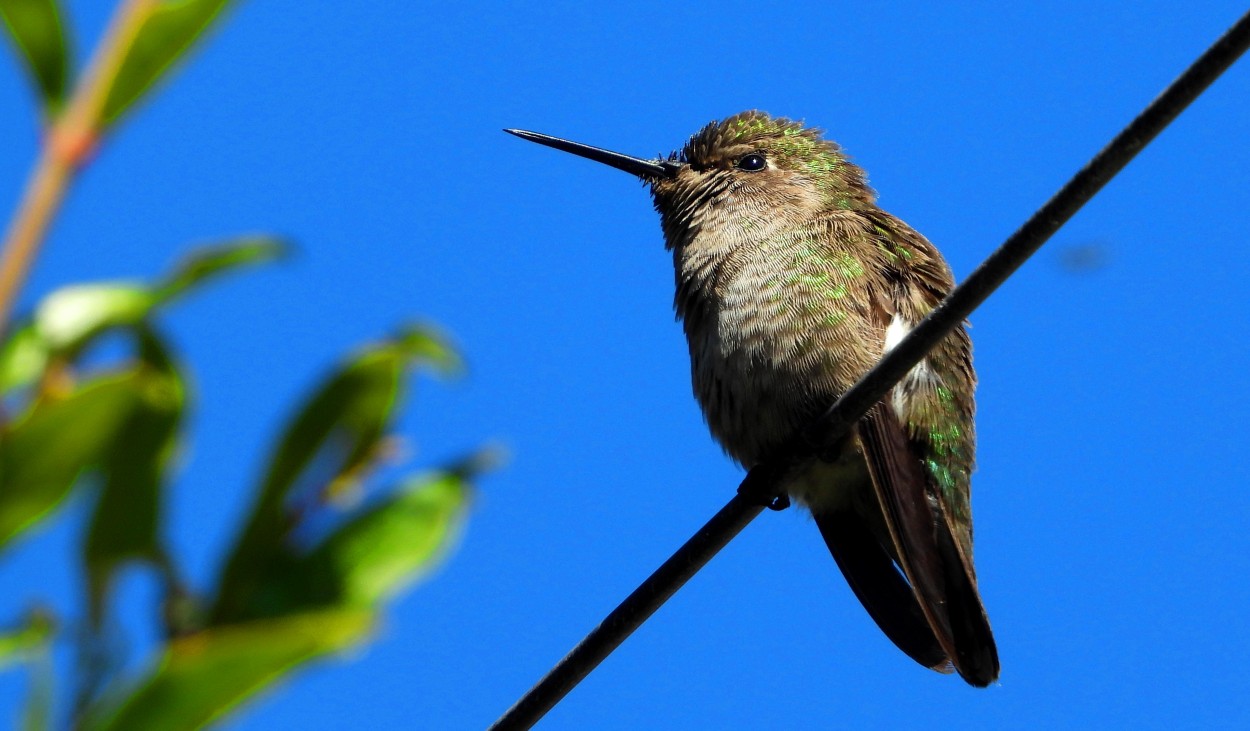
[506,111,999,687]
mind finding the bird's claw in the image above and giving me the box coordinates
[738,481,791,511]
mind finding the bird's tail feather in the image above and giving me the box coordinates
[849,402,999,686]
[814,509,951,672]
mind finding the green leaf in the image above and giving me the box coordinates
[100,0,233,125]
[0,236,285,395]
[83,331,186,626]
[0,323,49,394]
[0,371,145,550]
[155,236,288,301]
[0,0,70,112]
[86,466,481,730]
[83,610,372,731]
[283,468,474,612]
[209,327,460,624]
[34,281,156,349]
[0,281,155,395]
[392,323,463,376]
[310,470,470,606]
[0,280,155,394]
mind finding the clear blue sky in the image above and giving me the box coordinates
[3,1,1250,728]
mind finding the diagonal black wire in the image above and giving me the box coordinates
[490,10,1250,730]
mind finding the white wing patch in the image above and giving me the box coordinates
[884,315,910,352]
[883,314,936,418]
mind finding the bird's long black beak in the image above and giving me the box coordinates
[505,129,679,180]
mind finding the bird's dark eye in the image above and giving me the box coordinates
[735,153,767,172]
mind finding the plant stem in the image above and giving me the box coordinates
[0,0,158,332]
[0,146,73,333]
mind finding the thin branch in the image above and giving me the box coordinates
[0,0,158,333]
[489,9,1250,730]
[0,150,74,332]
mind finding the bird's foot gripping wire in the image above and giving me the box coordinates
[737,466,790,511]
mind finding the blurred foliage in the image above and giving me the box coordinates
[100,0,233,126]
[0,0,70,113]
[0,245,490,729]
[0,2,491,729]
[1,0,233,127]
